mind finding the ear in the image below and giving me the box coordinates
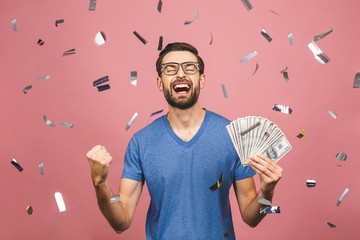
[157,76,164,92]
[199,74,206,89]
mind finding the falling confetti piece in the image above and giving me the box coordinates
[95,31,106,45]
[55,19,64,27]
[97,84,110,92]
[273,104,292,114]
[248,63,259,79]
[261,29,272,42]
[314,28,333,41]
[55,192,66,212]
[209,31,213,45]
[308,42,330,64]
[353,72,360,88]
[209,173,223,191]
[157,0,162,13]
[93,76,109,86]
[258,197,272,206]
[130,71,137,86]
[26,206,33,215]
[281,67,289,82]
[61,122,74,128]
[240,50,257,63]
[23,85,32,94]
[133,31,147,44]
[110,195,121,203]
[288,32,294,46]
[39,162,45,175]
[260,206,280,214]
[222,84,228,98]
[37,39,45,46]
[306,179,316,188]
[336,152,347,161]
[158,36,163,50]
[11,159,23,172]
[328,110,337,119]
[147,109,164,125]
[184,8,198,25]
[12,18,18,32]
[63,48,76,56]
[126,113,138,131]
[36,75,50,80]
[241,0,253,10]
[89,0,96,11]
[326,222,336,228]
[223,232,233,239]
[269,10,280,15]
[241,122,260,136]
[336,188,349,206]
[297,128,305,138]
[43,115,56,127]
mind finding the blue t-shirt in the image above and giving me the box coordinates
[122,110,256,240]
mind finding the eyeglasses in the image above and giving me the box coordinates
[161,62,199,76]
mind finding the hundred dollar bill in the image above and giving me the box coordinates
[261,135,292,163]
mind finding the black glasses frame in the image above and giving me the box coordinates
[161,61,199,76]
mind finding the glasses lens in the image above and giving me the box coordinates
[163,64,178,75]
[183,63,198,74]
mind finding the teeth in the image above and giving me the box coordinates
[174,83,190,89]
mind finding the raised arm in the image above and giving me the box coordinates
[234,154,283,227]
[87,145,143,233]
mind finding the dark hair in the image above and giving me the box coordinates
[156,42,205,76]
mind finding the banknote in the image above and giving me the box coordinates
[227,116,291,165]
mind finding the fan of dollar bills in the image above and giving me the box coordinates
[226,116,292,166]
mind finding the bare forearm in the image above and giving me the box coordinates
[94,181,130,233]
[242,190,274,227]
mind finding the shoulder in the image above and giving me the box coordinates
[205,110,231,125]
[131,114,166,142]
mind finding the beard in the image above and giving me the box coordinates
[162,79,200,110]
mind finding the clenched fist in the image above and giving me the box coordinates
[87,145,113,187]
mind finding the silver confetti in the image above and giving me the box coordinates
[261,29,272,42]
[39,162,45,175]
[158,36,163,50]
[209,31,213,45]
[126,112,138,131]
[222,84,228,98]
[281,67,289,82]
[95,31,106,45]
[12,18,18,32]
[306,179,316,188]
[55,19,64,27]
[258,197,271,206]
[61,121,74,128]
[89,0,96,11]
[288,32,294,46]
[130,71,137,86]
[36,75,50,80]
[11,159,23,172]
[353,72,360,88]
[157,0,162,13]
[273,104,292,114]
[55,192,66,212]
[326,222,336,228]
[336,152,347,161]
[240,50,257,63]
[260,206,280,214]
[308,41,330,64]
[314,28,333,41]
[248,63,259,79]
[241,0,253,11]
[269,10,280,16]
[184,8,198,25]
[23,85,32,94]
[133,31,147,44]
[336,188,349,206]
[43,115,56,127]
[328,110,337,119]
[110,195,121,203]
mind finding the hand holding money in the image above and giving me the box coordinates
[86,145,113,187]
[249,154,283,197]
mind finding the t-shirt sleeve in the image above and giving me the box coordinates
[121,135,144,182]
[234,155,256,181]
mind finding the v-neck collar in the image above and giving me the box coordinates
[162,109,210,148]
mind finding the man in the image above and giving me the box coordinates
[86,42,283,239]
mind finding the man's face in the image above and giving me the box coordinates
[157,51,205,109]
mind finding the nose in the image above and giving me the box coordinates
[176,65,186,77]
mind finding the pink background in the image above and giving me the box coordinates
[1,0,360,239]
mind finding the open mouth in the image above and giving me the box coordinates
[173,82,191,94]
